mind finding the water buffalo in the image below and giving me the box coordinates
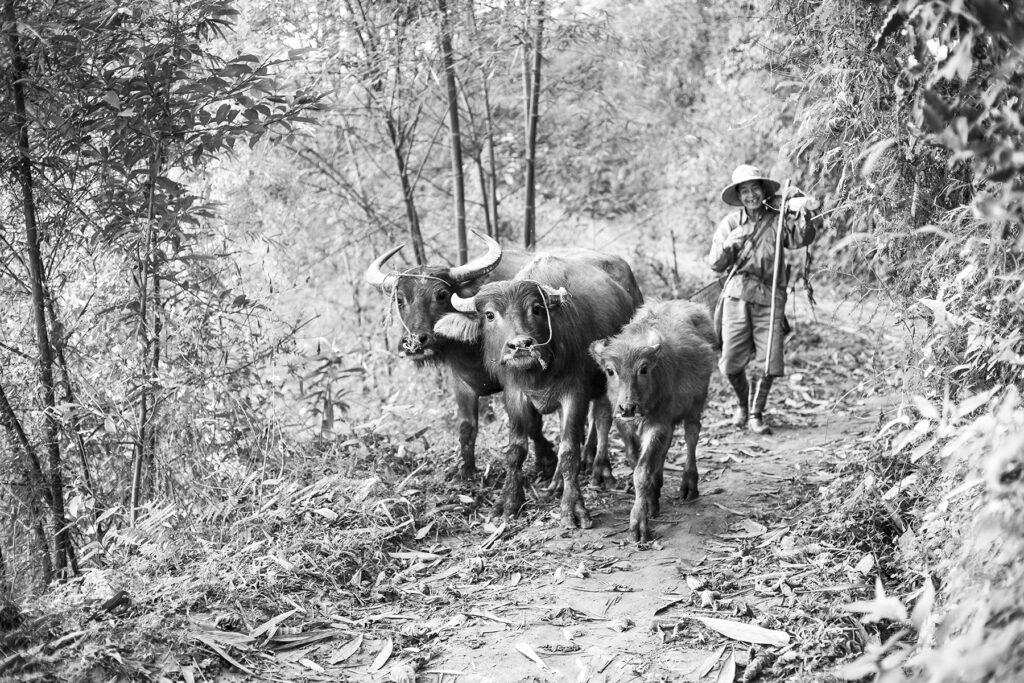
[366,232,642,484]
[589,300,718,541]
[437,255,639,527]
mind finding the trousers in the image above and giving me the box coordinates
[718,296,785,376]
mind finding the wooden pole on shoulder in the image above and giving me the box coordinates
[765,179,790,377]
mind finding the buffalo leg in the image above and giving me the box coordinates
[494,390,530,520]
[527,403,557,483]
[558,395,592,529]
[631,426,669,542]
[679,418,701,501]
[589,395,615,488]
[454,382,479,480]
[582,413,597,479]
[617,418,639,469]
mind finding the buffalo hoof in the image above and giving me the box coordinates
[493,483,526,520]
[534,451,558,482]
[629,505,651,542]
[559,485,592,529]
[590,464,616,489]
[545,476,565,497]
[445,462,477,481]
[679,473,699,502]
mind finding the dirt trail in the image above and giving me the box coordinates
[395,294,901,682]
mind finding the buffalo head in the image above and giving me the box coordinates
[439,280,568,374]
[590,329,663,421]
[365,231,502,360]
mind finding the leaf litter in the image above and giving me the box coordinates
[2,291,917,682]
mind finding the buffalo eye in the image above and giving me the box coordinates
[530,302,544,316]
[605,367,615,377]
[484,311,495,322]
[396,295,406,307]
[435,289,450,302]
[638,363,649,375]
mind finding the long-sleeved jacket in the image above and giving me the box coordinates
[708,196,818,306]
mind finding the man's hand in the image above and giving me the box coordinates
[786,196,821,214]
[724,227,747,252]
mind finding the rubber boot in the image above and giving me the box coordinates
[726,372,749,429]
[748,375,774,435]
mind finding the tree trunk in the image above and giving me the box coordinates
[3,0,73,578]
[523,0,545,250]
[346,0,427,265]
[386,119,428,265]
[466,0,500,240]
[438,0,468,263]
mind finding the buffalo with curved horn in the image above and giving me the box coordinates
[366,232,644,486]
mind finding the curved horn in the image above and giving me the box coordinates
[365,244,404,292]
[450,292,478,313]
[448,230,502,283]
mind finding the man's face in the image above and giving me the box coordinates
[737,180,765,212]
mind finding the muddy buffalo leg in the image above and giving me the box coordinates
[679,417,701,501]
[558,395,592,529]
[631,426,670,542]
[494,390,531,519]
[527,403,557,483]
[454,380,479,479]
[617,417,639,469]
[589,395,615,488]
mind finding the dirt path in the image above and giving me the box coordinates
[374,293,901,682]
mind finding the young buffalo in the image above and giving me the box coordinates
[590,300,718,542]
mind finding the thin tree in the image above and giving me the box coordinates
[522,0,545,250]
[346,0,429,264]
[437,0,468,264]
[2,0,76,578]
[464,0,501,240]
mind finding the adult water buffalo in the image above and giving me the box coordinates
[365,232,642,483]
[436,255,639,527]
[589,300,718,541]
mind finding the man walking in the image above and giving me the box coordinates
[708,164,820,434]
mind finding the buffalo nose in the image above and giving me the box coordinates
[618,403,637,418]
[403,333,429,350]
[506,336,535,351]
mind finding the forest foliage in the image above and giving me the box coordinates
[1,0,1024,680]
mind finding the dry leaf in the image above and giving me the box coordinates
[608,618,634,632]
[515,642,550,671]
[314,507,338,521]
[696,645,726,678]
[686,575,704,591]
[327,635,363,664]
[299,658,324,673]
[696,617,790,647]
[386,662,417,682]
[553,566,566,584]
[715,649,736,682]
[415,521,435,540]
[250,608,298,639]
[369,638,393,673]
[854,554,875,574]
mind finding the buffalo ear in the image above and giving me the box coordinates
[434,312,482,343]
[541,285,569,307]
[589,338,608,364]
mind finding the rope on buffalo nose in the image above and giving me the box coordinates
[382,269,453,339]
[522,280,568,347]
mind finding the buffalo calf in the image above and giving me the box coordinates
[590,300,717,542]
